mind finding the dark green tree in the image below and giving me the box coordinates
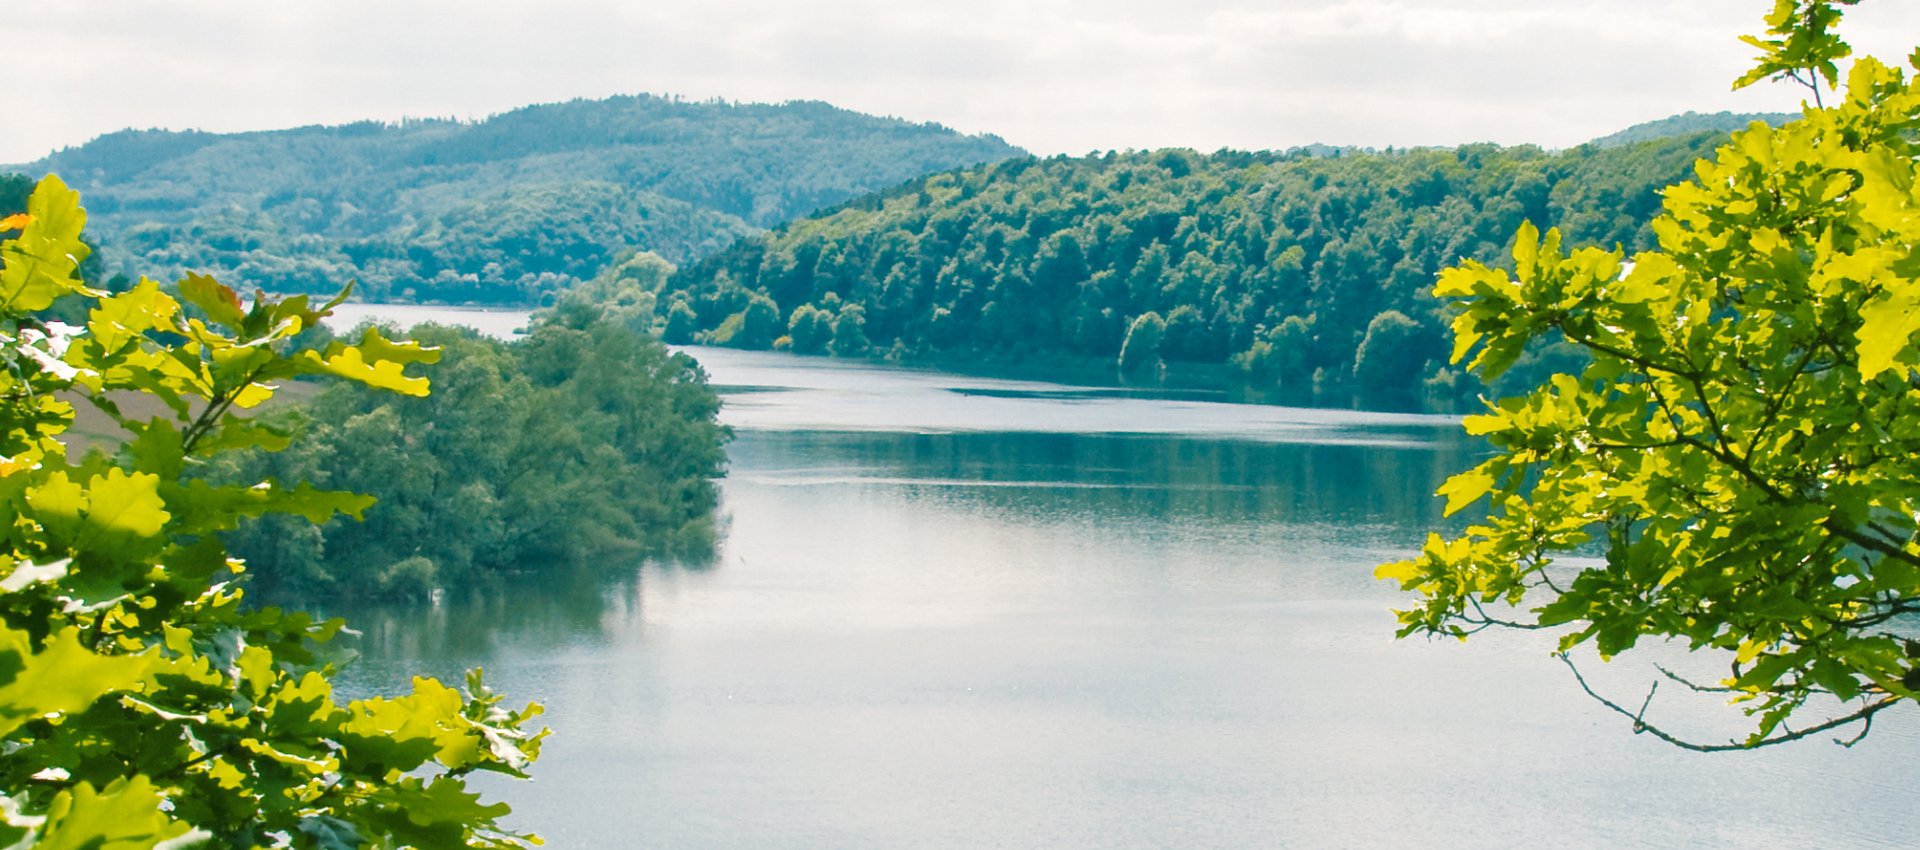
[787,304,834,354]
[830,304,871,356]
[663,298,699,344]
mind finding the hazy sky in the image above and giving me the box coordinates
[7,0,1918,163]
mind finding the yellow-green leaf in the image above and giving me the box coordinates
[1857,289,1920,379]
[1437,468,1496,516]
[33,776,203,850]
[0,626,153,738]
[299,347,431,397]
[83,469,171,539]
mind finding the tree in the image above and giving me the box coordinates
[547,250,675,334]
[786,304,833,354]
[710,293,781,349]
[1117,311,1166,377]
[1351,309,1429,404]
[600,249,676,292]
[663,297,699,344]
[24,98,1024,307]
[0,175,30,219]
[829,304,871,357]
[1159,304,1211,362]
[1378,1,1920,749]
[0,176,543,845]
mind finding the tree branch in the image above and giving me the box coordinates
[1558,653,1897,752]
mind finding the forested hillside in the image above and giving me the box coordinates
[13,96,1023,304]
[658,133,1728,406]
[1586,110,1791,148]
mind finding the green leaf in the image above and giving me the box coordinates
[1856,288,1920,379]
[0,626,152,738]
[0,175,93,314]
[0,177,543,847]
[1380,2,1920,751]
[82,468,171,539]
[297,816,362,850]
[1437,468,1496,516]
[192,416,296,456]
[404,776,513,828]
[124,419,188,479]
[23,471,88,542]
[1613,253,1679,304]
[33,777,205,850]
[88,278,183,350]
[353,325,443,366]
[298,346,432,397]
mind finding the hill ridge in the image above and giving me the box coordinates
[14,93,1025,305]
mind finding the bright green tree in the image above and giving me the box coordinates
[1379,1,1920,749]
[0,176,543,845]
[1118,311,1166,377]
[1352,309,1429,403]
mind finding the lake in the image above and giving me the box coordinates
[324,306,1916,849]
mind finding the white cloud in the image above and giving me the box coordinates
[5,0,1917,164]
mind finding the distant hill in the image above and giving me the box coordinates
[1588,110,1793,148]
[12,96,1024,304]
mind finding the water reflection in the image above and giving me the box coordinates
[320,563,643,695]
[328,424,1469,684]
[736,430,1474,530]
[339,570,634,656]
[681,345,1459,441]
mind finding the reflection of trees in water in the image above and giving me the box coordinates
[310,558,674,674]
[323,429,1472,672]
[743,430,1475,531]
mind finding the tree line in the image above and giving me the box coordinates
[656,132,1733,407]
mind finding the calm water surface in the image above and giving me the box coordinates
[325,302,532,340]
[326,308,1916,849]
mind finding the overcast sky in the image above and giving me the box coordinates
[6,0,1918,163]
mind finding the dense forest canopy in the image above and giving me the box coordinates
[8,108,1784,409]
[222,311,729,603]
[657,129,1739,406]
[11,96,1024,305]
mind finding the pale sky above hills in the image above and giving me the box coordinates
[6,0,1918,163]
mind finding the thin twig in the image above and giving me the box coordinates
[1656,664,1739,694]
[1836,711,1873,747]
